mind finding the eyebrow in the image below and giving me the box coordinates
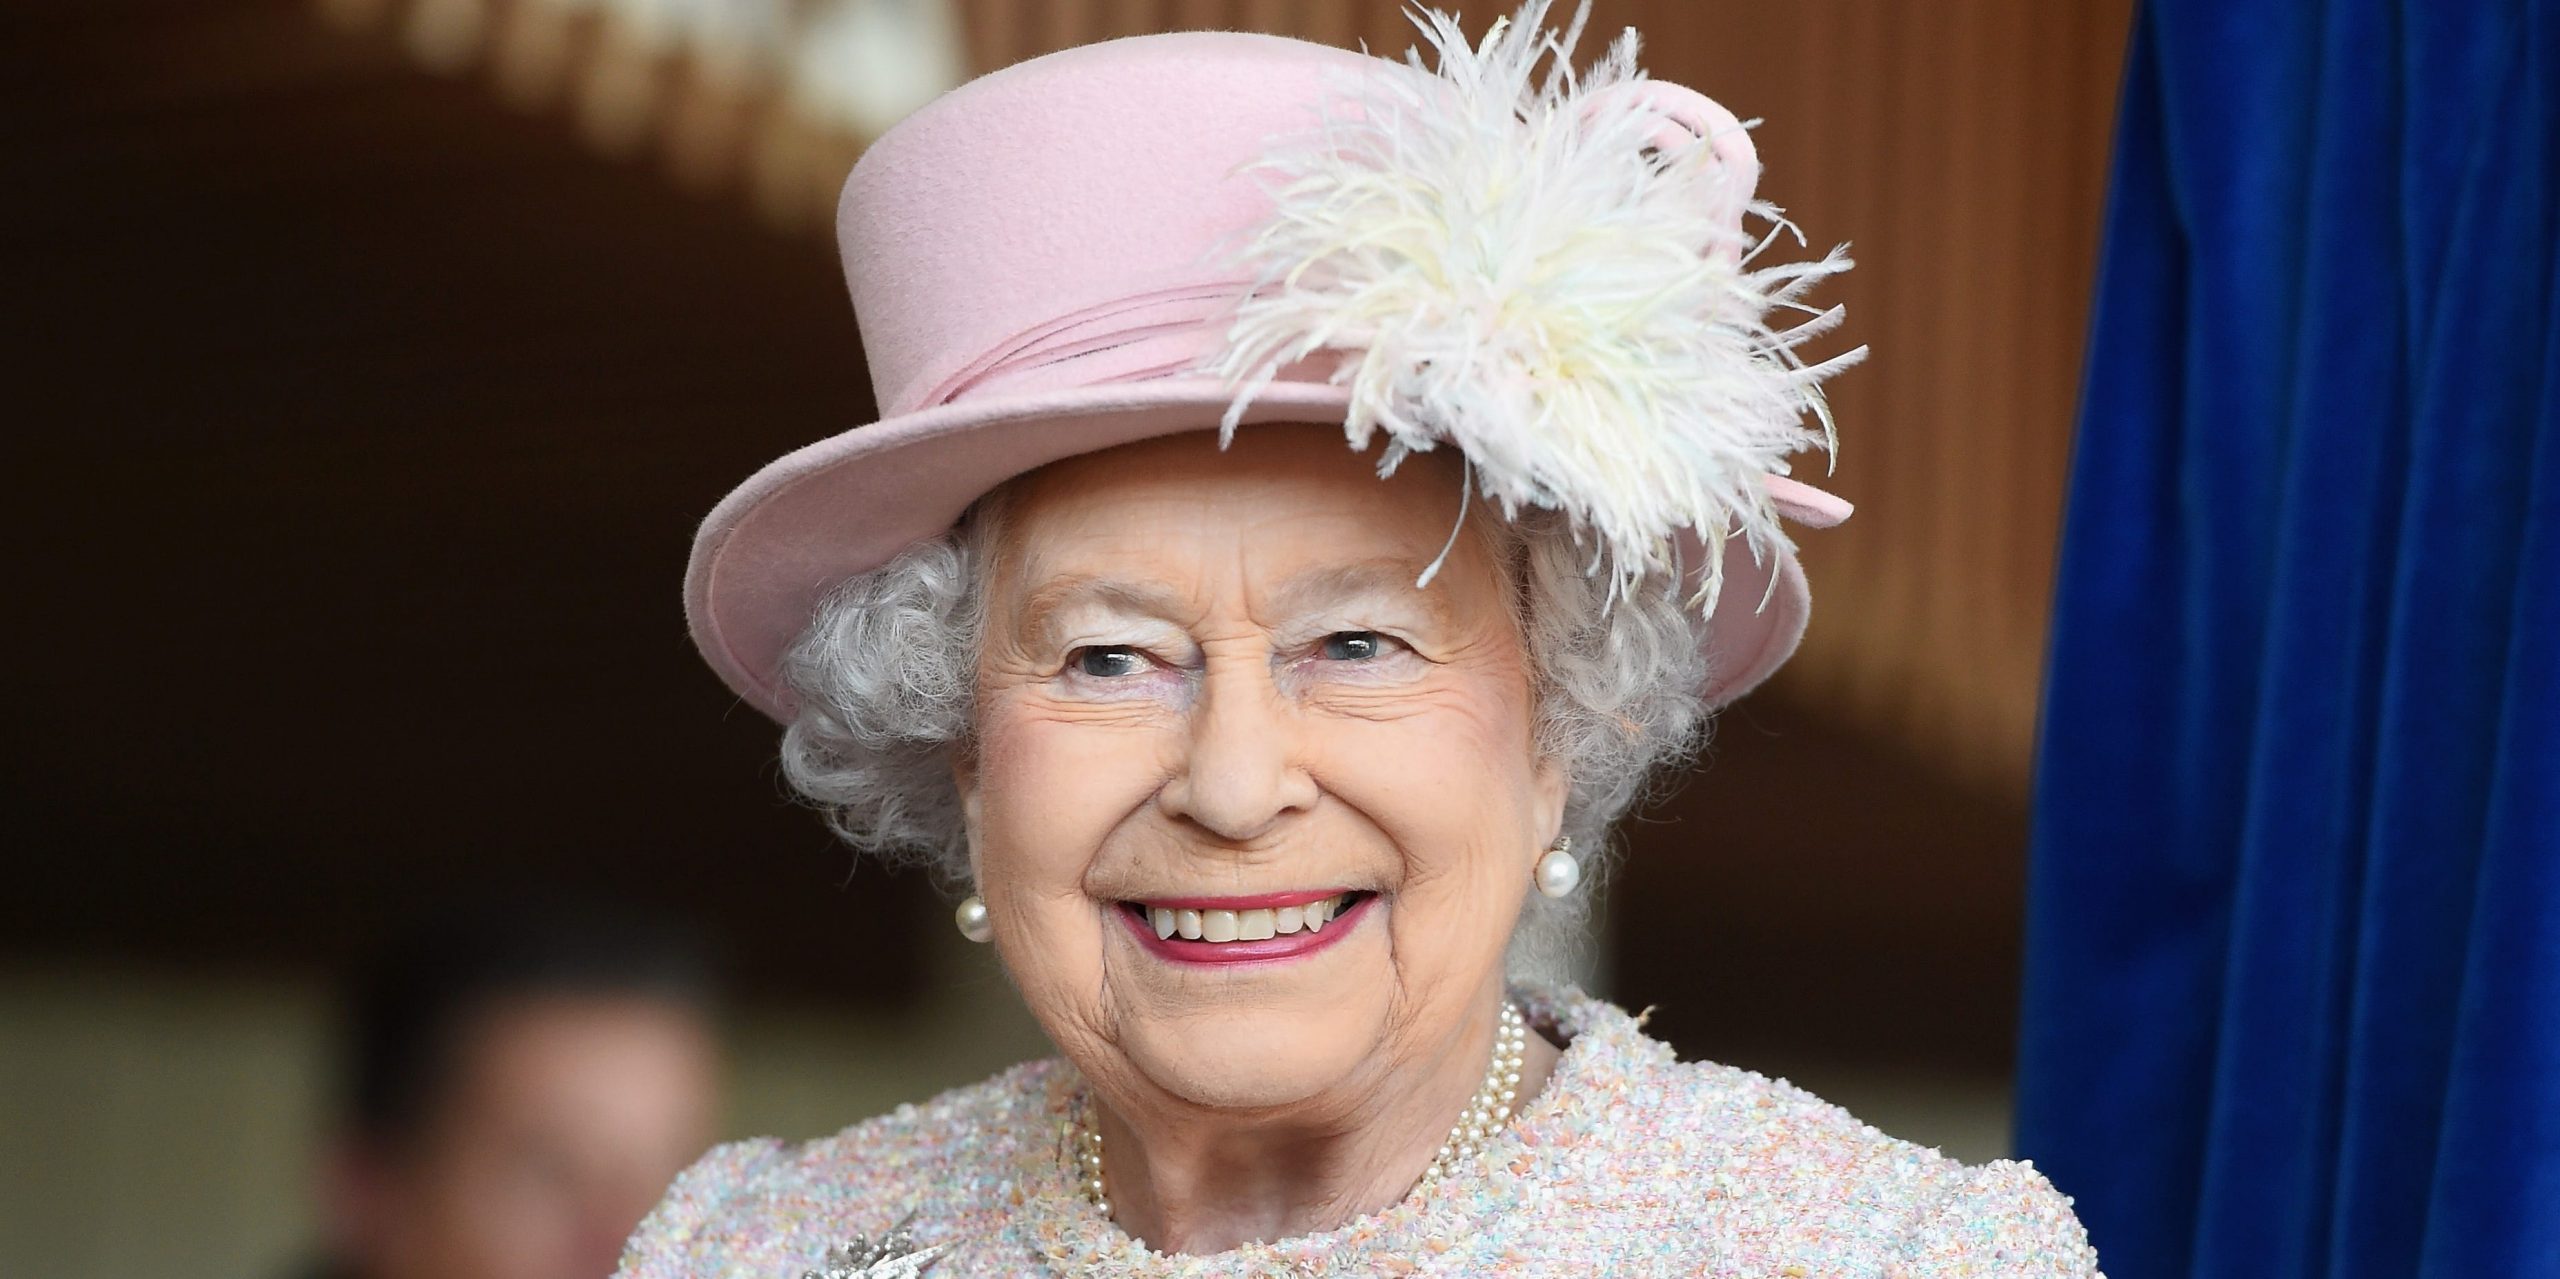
[1265,558,1452,625]
[1013,574,1194,647]
[1010,558,1450,646]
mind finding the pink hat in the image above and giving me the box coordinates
[686,7,1857,723]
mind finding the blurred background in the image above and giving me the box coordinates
[4,1,2132,1275]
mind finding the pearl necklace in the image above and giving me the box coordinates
[1071,1001,1530,1217]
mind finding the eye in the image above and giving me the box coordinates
[1318,631,1396,661]
[1072,645,1150,678]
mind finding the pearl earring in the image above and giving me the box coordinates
[954,895,994,943]
[1534,835,1581,898]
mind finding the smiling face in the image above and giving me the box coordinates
[960,424,1567,1116]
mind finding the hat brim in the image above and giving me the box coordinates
[686,378,1819,721]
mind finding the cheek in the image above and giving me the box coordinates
[1315,676,1545,907]
[968,700,1170,995]
[972,700,1168,875]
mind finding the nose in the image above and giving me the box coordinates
[1155,656,1317,842]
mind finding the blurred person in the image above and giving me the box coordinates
[618,4,2099,1275]
[307,903,721,1279]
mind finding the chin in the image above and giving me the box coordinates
[1113,985,1392,1113]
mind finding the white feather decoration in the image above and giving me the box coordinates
[1205,0,1864,612]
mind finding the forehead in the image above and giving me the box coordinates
[434,996,710,1127]
[986,426,1504,615]
[453,996,705,1081]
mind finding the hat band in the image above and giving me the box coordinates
[909,281,1254,413]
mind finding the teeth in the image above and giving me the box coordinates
[1142,895,1351,943]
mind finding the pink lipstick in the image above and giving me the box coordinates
[1116,891,1374,965]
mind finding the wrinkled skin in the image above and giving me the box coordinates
[959,424,1567,1252]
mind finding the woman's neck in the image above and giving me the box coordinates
[1087,1001,1564,1254]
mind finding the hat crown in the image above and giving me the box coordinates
[838,33,1373,418]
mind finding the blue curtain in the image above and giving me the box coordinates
[2015,1,2559,1277]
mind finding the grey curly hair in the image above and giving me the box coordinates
[776,488,1714,981]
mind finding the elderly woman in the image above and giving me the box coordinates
[619,4,2100,1275]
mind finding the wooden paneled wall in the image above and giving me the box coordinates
[954,0,2133,799]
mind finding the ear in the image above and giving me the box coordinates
[951,748,984,883]
[1530,753,1570,858]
